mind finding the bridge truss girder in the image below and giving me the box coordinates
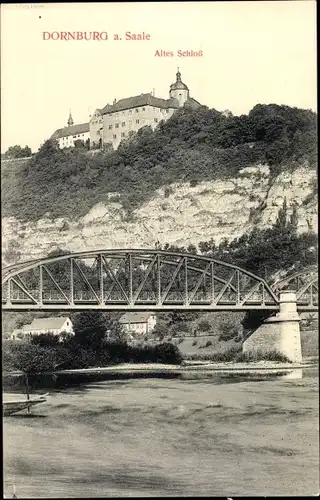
[2,249,280,312]
[272,269,318,311]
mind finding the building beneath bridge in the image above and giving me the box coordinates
[119,312,157,337]
[10,316,74,341]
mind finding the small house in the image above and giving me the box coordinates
[10,316,74,340]
[119,312,157,336]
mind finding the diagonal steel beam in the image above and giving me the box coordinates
[103,258,128,301]
[133,254,158,302]
[72,260,101,304]
[296,279,318,300]
[240,281,262,306]
[188,262,211,303]
[99,254,104,303]
[10,277,38,304]
[15,273,29,292]
[214,271,236,305]
[42,265,71,304]
[102,256,129,303]
[161,257,185,303]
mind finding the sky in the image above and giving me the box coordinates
[1,1,317,153]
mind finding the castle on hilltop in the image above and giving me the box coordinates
[51,69,201,151]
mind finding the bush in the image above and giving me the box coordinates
[153,342,183,364]
[183,346,291,363]
[235,349,292,363]
[198,319,211,332]
[192,340,197,346]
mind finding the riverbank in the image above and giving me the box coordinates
[51,359,316,375]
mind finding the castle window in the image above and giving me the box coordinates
[166,110,169,113]
[122,111,125,115]
[113,134,117,139]
[115,123,119,128]
[136,119,140,124]
[154,118,158,123]
[109,125,113,130]
[73,136,76,138]
[142,107,145,111]
[122,122,125,127]
[121,132,126,137]
[135,109,139,113]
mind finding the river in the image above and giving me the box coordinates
[3,368,319,497]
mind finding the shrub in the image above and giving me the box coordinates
[153,342,183,364]
[204,340,212,347]
[192,340,197,346]
[198,319,211,332]
[235,349,292,363]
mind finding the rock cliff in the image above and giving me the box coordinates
[2,164,317,265]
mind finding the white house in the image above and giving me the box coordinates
[119,312,157,336]
[51,111,90,149]
[10,316,74,340]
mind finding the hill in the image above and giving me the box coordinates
[1,104,317,223]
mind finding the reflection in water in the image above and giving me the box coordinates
[3,368,319,498]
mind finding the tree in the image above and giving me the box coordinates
[4,342,58,374]
[72,311,107,348]
[31,332,60,347]
[275,197,288,229]
[4,145,32,159]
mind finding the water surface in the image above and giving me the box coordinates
[3,370,319,497]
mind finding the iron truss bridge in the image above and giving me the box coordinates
[1,249,317,312]
[271,267,318,312]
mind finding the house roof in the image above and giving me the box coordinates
[101,93,180,115]
[119,312,155,324]
[51,123,89,140]
[21,324,32,331]
[27,316,71,331]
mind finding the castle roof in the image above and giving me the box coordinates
[51,122,89,139]
[101,93,180,115]
[170,69,189,91]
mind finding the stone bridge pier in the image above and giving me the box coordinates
[242,291,302,363]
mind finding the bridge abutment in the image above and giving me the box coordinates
[242,291,302,363]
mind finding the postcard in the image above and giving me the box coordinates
[1,2,318,498]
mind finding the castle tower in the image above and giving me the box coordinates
[67,110,74,127]
[169,68,189,107]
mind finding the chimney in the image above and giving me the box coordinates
[113,98,117,105]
